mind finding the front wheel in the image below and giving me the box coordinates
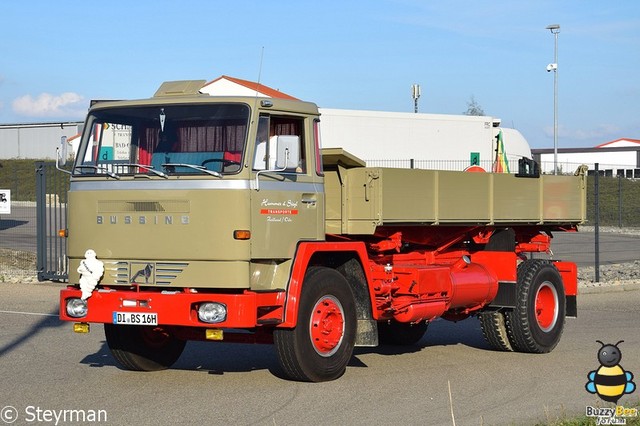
[104,324,186,371]
[274,267,357,382]
[505,260,566,353]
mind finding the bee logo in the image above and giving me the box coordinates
[586,340,636,403]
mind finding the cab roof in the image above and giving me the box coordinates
[89,80,319,116]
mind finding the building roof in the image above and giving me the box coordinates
[200,75,298,100]
[596,138,640,148]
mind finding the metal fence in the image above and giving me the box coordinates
[366,158,520,172]
[0,161,68,282]
[0,158,638,283]
[35,161,69,281]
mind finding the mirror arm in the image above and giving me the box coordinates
[56,147,72,175]
[254,149,289,191]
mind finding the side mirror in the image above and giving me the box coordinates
[254,135,302,191]
[58,136,68,166]
[275,135,300,170]
[56,136,71,174]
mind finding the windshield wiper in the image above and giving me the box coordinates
[162,163,222,178]
[74,165,120,180]
[119,163,168,178]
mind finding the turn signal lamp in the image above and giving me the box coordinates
[233,230,251,240]
[205,329,224,340]
[58,229,68,238]
[73,323,90,333]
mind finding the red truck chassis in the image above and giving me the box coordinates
[60,225,577,343]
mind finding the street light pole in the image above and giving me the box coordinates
[546,24,560,174]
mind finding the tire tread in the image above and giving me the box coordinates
[478,312,513,351]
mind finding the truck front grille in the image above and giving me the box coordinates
[106,261,188,285]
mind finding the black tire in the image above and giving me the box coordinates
[478,311,513,351]
[273,267,357,382]
[378,320,429,346]
[505,260,565,353]
[104,324,186,371]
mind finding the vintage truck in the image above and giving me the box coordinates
[59,80,587,382]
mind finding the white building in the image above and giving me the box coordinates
[532,139,640,177]
[202,76,531,172]
[0,122,82,159]
[200,75,299,100]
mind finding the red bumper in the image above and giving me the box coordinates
[59,287,286,328]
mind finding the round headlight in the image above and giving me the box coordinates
[66,298,88,318]
[198,302,227,324]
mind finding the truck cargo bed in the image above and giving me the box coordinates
[322,148,587,235]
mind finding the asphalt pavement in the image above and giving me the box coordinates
[1,282,639,425]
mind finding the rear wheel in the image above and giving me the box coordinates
[274,267,357,382]
[478,311,513,351]
[104,324,186,371]
[378,320,429,346]
[505,260,565,353]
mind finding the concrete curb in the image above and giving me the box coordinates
[578,281,640,294]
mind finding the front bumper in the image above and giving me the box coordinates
[59,287,285,328]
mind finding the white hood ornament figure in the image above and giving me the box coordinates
[77,249,104,300]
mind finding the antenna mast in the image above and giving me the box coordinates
[411,84,421,113]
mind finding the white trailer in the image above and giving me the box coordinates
[318,108,532,172]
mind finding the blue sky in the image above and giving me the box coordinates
[1,0,638,149]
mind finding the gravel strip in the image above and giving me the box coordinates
[3,227,639,290]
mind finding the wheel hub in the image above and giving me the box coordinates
[535,282,559,332]
[309,295,345,357]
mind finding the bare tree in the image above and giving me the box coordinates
[464,95,485,116]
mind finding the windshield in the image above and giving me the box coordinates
[74,103,249,177]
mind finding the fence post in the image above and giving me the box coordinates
[35,161,47,281]
[594,163,600,283]
[618,174,623,228]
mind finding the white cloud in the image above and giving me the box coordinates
[12,92,86,118]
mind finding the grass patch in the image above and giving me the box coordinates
[0,159,42,201]
[535,399,640,426]
[586,175,640,227]
[0,159,69,202]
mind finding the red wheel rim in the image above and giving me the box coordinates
[309,295,345,357]
[535,282,559,332]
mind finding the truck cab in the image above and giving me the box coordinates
[67,82,324,292]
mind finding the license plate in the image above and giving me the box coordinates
[113,312,158,326]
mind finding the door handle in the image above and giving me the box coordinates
[301,194,317,206]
